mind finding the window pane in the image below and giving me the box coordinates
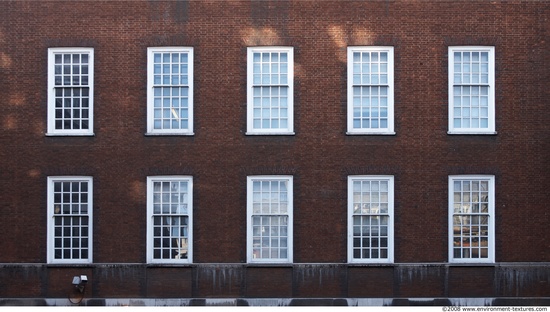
[50,178,91,262]
[249,49,292,133]
[150,178,191,261]
[451,177,492,261]
[350,178,392,261]
[149,49,192,133]
[349,48,392,133]
[249,178,292,261]
[450,48,493,132]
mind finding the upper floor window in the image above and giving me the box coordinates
[147,176,193,263]
[47,176,93,263]
[347,47,395,135]
[448,46,495,134]
[47,48,94,136]
[247,176,293,263]
[147,47,194,135]
[348,176,394,263]
[449,175,495,263]
[247,47,294,135]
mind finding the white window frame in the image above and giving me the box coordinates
[448,175,495,263]
[347,176,394,263]
[448,46,496,134]
[147,47,194,135]
[247,47,294,135]
[47,176,93,264]
[347,47,395,135]
[247,175,293,263]
[147,176,193,264]
[47,48,94,136]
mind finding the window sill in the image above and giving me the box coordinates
[447,131,497,135]
[448,261,495,266]
[246,262,294,268]
[46,262,94,267]
[45,133,95,137]
[347,262,496,268]
[348,261,395,266]
[145,132,195,136]
[246,132,295,136]
[346,132,396,136]
[145,263,194,268]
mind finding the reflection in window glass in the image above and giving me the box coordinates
[347,47,394,134]
[348,176,394,263]
[247,47,294,134]
[248,176,293,263]
[147,48,193,134]
[449,176,494,263]
[148,177,193,263]
[448,47,494,133]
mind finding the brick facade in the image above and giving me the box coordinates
[0,0,548,305]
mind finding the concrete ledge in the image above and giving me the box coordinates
[1,298,550,307]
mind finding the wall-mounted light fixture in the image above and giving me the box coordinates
[72,275,88,293]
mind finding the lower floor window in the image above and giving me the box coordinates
[147,176,193,263]
[43,174,500,264]
[348,176,394,263]
[247,176,293,263]
[47,177,93,263]
[449,175,495,263]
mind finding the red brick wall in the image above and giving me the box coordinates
[0,0,548,300]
